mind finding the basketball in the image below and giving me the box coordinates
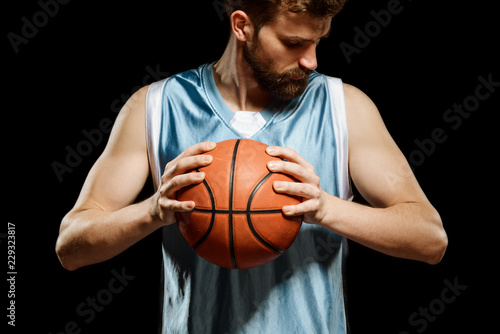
[175,139,303,269]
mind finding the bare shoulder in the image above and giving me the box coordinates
[71,85,152,212]
[104,85,150,154]
[342,82,419,207]
[342,83,389,143]
[114,85,150,126]
[126,85,149,109]
[343,83,380,116]
[342,82,365,99]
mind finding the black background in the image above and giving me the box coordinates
[4,0,498,333]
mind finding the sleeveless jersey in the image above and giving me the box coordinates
[146,63,351,334]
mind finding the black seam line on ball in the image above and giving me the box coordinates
[246,172,284,254]
[193,169,216,250]
[229,139,241,269]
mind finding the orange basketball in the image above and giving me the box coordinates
[175,139,303,269]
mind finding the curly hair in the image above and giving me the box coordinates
[223,0,347,31]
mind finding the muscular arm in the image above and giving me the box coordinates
[56,87,215,271]
[56,87,155,271]
[267,84,448,264]
[327,84,447,263]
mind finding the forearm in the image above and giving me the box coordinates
[56,198,162,271]
[318,192,447,264]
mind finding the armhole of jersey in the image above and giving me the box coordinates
[326,77,352,201]
[146,78,168,191]
[327,76,351,333]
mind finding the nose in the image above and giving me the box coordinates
[299,44,318,71]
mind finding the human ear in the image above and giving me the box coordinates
[230,10,255,42]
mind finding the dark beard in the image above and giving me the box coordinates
[243,40,312,101]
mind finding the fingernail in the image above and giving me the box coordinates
[266,147,275,154]
[283,206,293,215]
[267,161,277,170]
[274,181,284,190]
[203,155,213,162]
[207,142,216,149]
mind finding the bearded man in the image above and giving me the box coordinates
[56,1,447,333]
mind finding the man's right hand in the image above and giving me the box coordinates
[56,84,216,270]
[150,142,216,226]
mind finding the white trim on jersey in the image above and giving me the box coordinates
[326,76,352,201]
[145,78,168,190]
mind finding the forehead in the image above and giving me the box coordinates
[262,7,332,38]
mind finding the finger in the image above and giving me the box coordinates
[182,141,217,158]
[158,197,196,214]
[266,146,314,172]
[162,172,205,199]
[282,199,320,217]
[164,154,213,179]
[267,160,320,186]
[273,180,321,199]
[175,200,197,212]
[164,142,216,173]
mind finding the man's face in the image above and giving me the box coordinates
[243,9,332,101]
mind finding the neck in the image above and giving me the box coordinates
[213,36,272,112]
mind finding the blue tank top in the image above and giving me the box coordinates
[146,63,351,333]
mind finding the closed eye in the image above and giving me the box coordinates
[284,40,303,48]
[282,37,304,47]
[282,34,329,48]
